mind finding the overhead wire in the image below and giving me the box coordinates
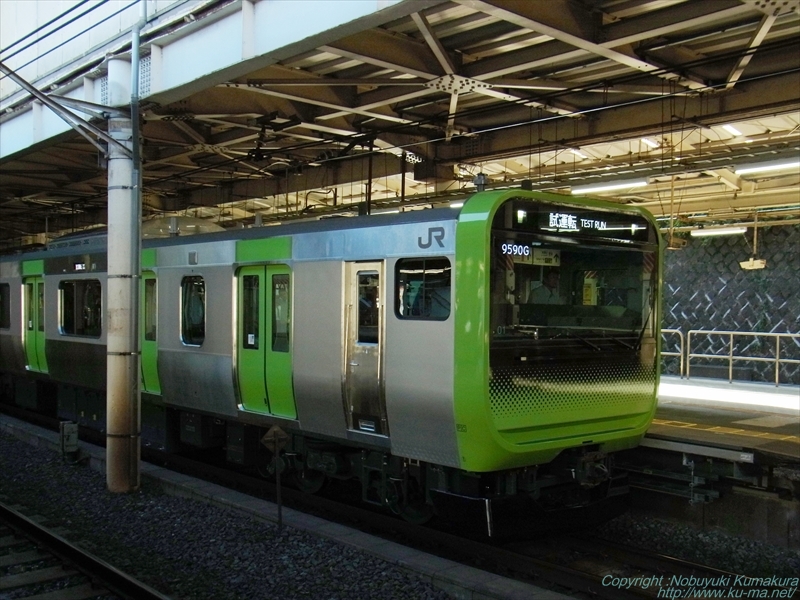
[0,0,100,58]
[0,0,138,86]
[3,7,799,220]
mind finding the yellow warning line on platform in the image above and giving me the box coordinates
[651,419,800,444]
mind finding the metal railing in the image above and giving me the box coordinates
[661,328,684,377]
[662,329,800,386]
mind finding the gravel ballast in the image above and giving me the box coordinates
[0,429,453,600]
[596,512,800,577]
[1,424,798,599]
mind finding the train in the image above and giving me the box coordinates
[0,189,663,538]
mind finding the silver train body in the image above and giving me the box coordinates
[1,191,663,537]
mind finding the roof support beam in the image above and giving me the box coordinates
[454,0,708,90]
[725,13,776,89]
[221,83,414,124]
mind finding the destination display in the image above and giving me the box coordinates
[492,198,656,244]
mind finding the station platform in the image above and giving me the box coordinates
[650,376,799,462]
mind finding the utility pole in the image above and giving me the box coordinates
[106,115,140,493]
[106,0,147,493]
[0,3,146,494]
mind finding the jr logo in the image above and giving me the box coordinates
[418,226,445,249]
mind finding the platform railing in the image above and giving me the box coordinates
[684,330,800,387]
[661,328,684,377]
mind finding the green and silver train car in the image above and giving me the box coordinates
[0,190,663,537]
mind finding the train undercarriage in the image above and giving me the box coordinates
[1,374,629,539]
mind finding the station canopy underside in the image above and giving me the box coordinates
[0,0,799,250]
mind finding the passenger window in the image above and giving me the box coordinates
[272,274,290,352]
[181,276,205,346]
[242,275,259,349]
[0,284,9,329]
[26,283,33,330]
[59,279,102,337]
[144,278,157,342]
[395,257,451,321]
[37,283,45,332]
[357,272,379,344]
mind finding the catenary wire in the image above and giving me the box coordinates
[0,0,109,61]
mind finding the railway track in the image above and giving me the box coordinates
[0,405,773,600]
[159,448,752,600]
[0,500,171,600]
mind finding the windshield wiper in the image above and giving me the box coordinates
[607,335,635,350]
[566,332,601,351]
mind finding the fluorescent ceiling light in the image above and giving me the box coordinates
[449,201,464,208]
[571,180,648,194]
[734,159,800,175]
[570,149,588,159]
[722,124,743,136]
[690,227,747,237]
[641,138,659,148]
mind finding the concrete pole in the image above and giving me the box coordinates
[106,116,140,493]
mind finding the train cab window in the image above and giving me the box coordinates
[242,275,259,349]
[0,283,9,329]
[144,278,157,341]
[272,274,290,352]
[395,257,451,321]
[59,279,102,337]
[357,272,379,344]
[181,276,205,346]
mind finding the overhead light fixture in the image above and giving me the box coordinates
[570,149,588,159]
[734,158,800,175]
[722,124,743,136]
[690,227,747,237]
[571,179,648,194]
[450,201,464,208]
[641,138,659,149]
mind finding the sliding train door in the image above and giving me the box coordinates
[236,265,296,419]
[344,261,387,436]
[264,265,295,418]
[23,276,48,373]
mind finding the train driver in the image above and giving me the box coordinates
[529,268,563,305]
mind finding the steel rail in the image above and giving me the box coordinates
[0,400,786,600]
[0,501,171,600]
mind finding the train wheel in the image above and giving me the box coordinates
[292,465,327,494]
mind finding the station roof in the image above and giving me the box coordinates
[0,0,798,250]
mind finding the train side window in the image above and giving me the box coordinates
[26,283,34,330]
[357,272,379,344]
[37,283,45,332]
[242,275,259,349]
[272,274,290,352]
[0,283,9,329]
[144,278,157,341]
[181,276,205,346]
[59,279,102,337]
[395,257,451,321]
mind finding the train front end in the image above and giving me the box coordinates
[447,190,662,536]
